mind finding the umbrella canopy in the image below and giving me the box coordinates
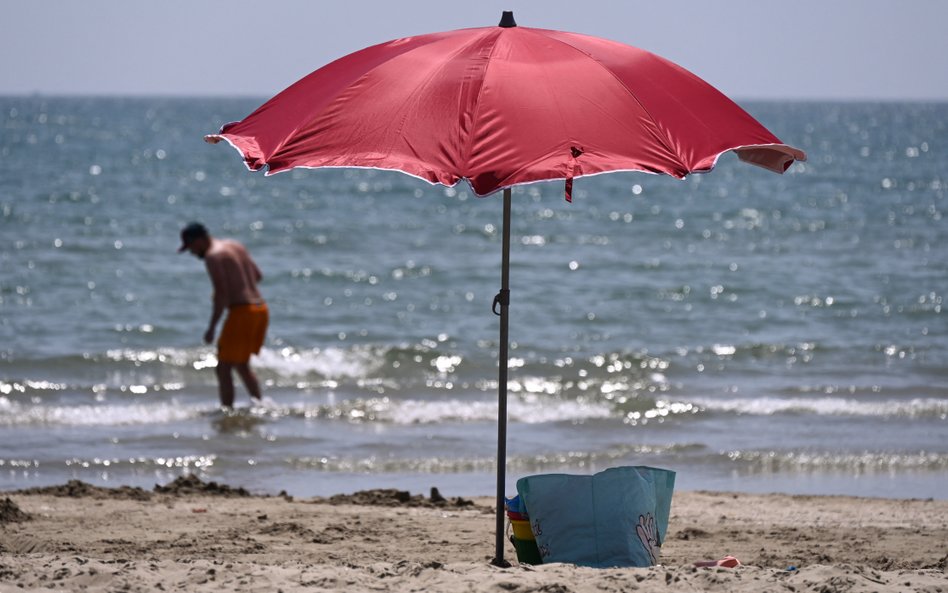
[205,12,805,566]
[206,13,804,199]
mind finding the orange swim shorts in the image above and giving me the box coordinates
[218,303,269,364]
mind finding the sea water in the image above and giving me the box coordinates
[1,97,945,499]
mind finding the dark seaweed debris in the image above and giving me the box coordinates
[323,487,475,508]
[14,480,152,501]
[152,474,252,497]
[0,497,31,524]
[11,475,253,500]
[9,476,477,507]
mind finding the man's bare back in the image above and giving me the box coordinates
[204,239,264,308]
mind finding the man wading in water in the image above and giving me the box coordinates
[179,222,268,407]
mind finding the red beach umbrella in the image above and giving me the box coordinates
[205,11,805,565]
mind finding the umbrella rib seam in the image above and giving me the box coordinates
[538,33,689,174]
[459,30,502,174]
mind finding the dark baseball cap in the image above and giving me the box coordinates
[178,222,209,252]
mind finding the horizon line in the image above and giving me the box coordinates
[2,91,947,105]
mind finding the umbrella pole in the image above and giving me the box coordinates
[491,188,513,567]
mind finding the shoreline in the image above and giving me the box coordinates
[1,477,946,592]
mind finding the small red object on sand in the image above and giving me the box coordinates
[191,508,207,513]
[694,555,741,568]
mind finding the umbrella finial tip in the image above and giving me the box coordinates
[498,11,516,27]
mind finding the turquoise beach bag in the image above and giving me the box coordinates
[515,466,675,568]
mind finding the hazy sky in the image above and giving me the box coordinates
[3,0,947,100]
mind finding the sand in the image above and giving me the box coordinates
[1,476,946,592]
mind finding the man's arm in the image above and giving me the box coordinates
[204,256,229,344]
